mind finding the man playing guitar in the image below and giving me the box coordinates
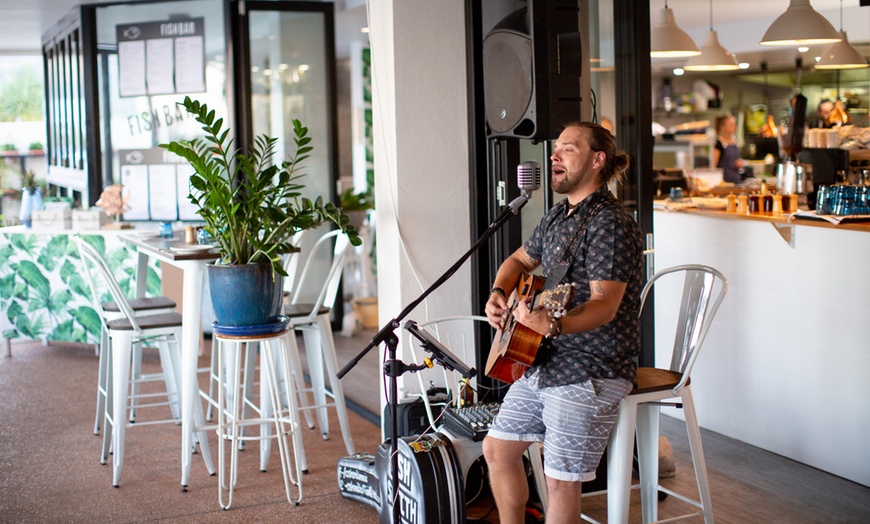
[483,121,644,523]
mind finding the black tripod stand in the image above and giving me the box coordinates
[338,188,535,523]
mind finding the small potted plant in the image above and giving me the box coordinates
[28,141,44,155]
[2,143,17,156]
[339,186,374,230]
[18,169,43,228]
[161,96,361,326]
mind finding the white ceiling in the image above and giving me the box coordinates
[0,0,865,72]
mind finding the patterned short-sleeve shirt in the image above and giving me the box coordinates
[523,184,644,387]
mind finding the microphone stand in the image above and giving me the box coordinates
[338,190,534,523]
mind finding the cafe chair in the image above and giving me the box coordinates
[211,319,304,509]
[78,238,179,436]
[532,264,726,524]
[77,237,179,435]
[77,240,215,487]
[283,228,356,455]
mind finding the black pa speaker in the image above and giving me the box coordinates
[483,0,582,141]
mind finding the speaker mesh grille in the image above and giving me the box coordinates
[483,31,533,134]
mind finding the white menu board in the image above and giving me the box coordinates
[120,163,149,220]
[119,148,199,222]
[117,18,205,97]
[147,163,178,220]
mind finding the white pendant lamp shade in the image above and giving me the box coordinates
[684,30,740,71]
[760,0,841,46]
[650,7,701,58]
[816,31,869,69]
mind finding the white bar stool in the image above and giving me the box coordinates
[79,239,214,487]
[212,319,304,510]
[530,265,727,524]
[605,265,726,524]
[284,229,356,455]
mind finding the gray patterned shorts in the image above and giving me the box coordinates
[487,370,633,482]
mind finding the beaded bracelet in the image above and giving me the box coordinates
[490,286,507,299]
[546,316,562,338]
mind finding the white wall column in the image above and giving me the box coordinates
[368,0,474,426]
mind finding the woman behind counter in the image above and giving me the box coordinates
[712,114,745,184]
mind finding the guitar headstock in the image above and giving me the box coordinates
[534,283,577,317]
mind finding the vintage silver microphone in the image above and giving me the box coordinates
[517,160,542,195]
[509,160,541,213]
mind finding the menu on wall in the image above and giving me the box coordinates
[119,148,200,222]
[117,17,206,97]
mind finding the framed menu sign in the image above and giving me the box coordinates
[117,17,206,97]
[119,147,201,222]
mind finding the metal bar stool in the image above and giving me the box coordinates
[212,318,304,510]
[77,236,178,435]
[78,239,214,487]
[284,229,356,455]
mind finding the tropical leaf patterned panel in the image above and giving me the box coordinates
[0,232,162,344]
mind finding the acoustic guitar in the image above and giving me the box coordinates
[485,274,576,385]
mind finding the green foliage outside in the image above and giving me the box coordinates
[0,65,44,122]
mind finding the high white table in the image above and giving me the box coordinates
[121,231,219,489]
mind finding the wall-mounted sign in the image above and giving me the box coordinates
[117,17,206,98]
[119,147,200,222]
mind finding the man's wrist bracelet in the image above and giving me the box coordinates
[490,287,507,299]
[546,317,562,338]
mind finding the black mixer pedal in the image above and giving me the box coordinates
[442,402,501,441]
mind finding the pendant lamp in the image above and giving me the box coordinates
[683,0,739,72]
[815,1,868,70]
[650,1,700,58]
[760,0,841,46]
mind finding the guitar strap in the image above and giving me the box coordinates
[545,197,609,290]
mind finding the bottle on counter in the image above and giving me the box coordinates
[726,193,737,213]
[737,195,748,214]
[763,193,773,215]
[772,194,783,217]
[749,194,762,214]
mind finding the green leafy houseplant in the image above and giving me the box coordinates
[339,187,374,212]
[160,96,361,276]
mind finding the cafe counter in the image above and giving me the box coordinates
[0,225,164,356]
[653,207,870,487]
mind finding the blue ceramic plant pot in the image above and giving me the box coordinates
[19,187,42,228]
[207,261,284,326]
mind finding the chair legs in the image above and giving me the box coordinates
[107,331,134,487]
[607,395,639,524]
[605,387,714,524]
[94,329,110,435]
[296,315,355,455]
[676,388,714,524]
[101,328,213,487]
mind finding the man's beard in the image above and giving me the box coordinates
[552,171,579,194]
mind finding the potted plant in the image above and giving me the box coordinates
[28,141,44,155]
[18,169,42,228]
[339,186,374,230]
[161,96,361,326]
[2,143,17,156]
